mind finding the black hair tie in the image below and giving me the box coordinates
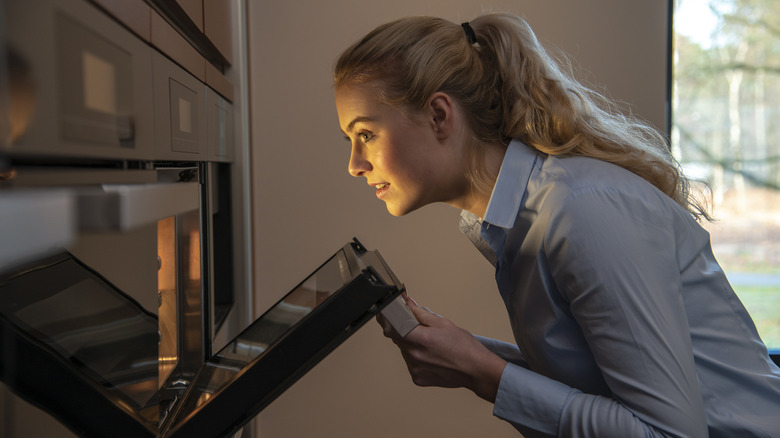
[461,22,477,45]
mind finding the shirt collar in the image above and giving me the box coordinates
[483,139,538,229]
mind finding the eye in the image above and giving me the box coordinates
[358,131,374,143]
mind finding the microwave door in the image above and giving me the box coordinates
[161,239,403,438]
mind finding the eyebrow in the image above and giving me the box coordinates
[342,116,375,134]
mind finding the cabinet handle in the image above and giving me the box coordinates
[117,115,135,147]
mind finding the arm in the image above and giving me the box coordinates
[473,335,528,368]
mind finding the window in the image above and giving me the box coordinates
[673,0,780,353]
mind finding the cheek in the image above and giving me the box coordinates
[381,148,417,185]
[391,160,431,198]
[381,128,433,186]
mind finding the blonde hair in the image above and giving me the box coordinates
[334,13,709,220]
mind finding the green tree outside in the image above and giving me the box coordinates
[673,0,780,348]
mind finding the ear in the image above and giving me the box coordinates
[426,92,456,140]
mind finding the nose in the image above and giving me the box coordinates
[348,143,371,177]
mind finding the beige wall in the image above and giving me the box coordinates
[247,1,667,436]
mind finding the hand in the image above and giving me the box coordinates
[376,294,507,403]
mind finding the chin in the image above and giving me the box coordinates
[385,206,407,217]
[385,201,422,217]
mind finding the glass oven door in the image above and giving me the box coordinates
[0,239,403,438]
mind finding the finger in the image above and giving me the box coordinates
[405,297,445,325]
[375,313,395,338]
[402,294,439,318]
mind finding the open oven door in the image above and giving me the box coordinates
[0,238,404,438]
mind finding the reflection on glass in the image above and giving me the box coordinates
[158,216,177,389]
[82,50,117,115]
[170,249,352,418]
[178,209,203,377]
[0,256,159,415]
[2,47,37,147]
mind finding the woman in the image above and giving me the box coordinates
[334,13,780,437]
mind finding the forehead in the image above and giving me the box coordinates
[336,83,420,130]
[336,83,385,120]
[335,83,380,111]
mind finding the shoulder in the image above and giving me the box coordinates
[541,154,654,197]
[530,155,671,219]
[531,155,697,244]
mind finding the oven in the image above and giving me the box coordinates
[0,165,220,437]
[0,0,252,435]
[0,1,407,436]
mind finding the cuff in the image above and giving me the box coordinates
[493,362,576,436]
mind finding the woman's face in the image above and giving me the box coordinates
[335,84,469,216]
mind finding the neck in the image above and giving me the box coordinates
[452,141,507,218]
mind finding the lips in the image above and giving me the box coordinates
[371,182,390,198]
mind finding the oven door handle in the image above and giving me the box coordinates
[77,182,199,231]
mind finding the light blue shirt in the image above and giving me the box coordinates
[461,140,780,437]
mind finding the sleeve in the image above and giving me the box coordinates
[474,335,529,368]
[493,187,709,438]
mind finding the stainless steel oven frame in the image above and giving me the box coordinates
[0,160,249,436]
[1,0,254,435]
